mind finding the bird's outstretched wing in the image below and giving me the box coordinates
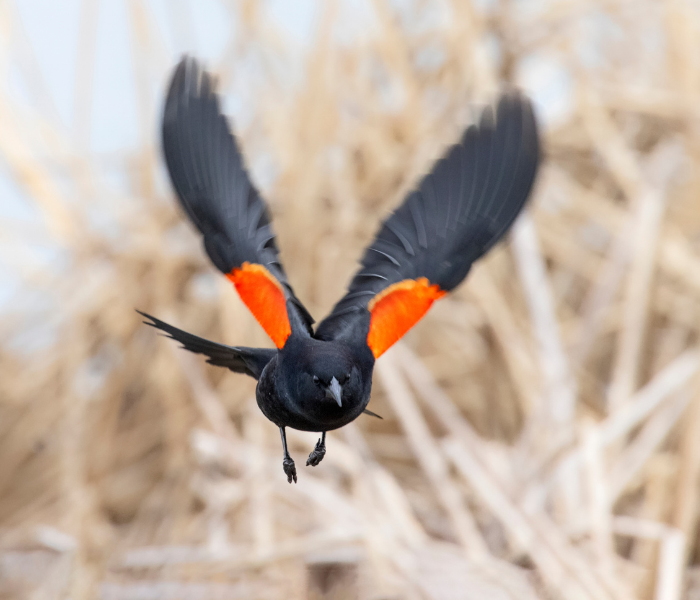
[315,91,540,357]
[138,311,275,379]
[162,57,313,349]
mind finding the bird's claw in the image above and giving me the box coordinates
[283,456,297,483]
[306,438,326,467]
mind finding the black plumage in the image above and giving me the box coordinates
[137,310,274,379]
[141,57,540,483]
[315,93,539,342]
[162,57,313,334]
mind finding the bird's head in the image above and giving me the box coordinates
[298,357,360,409]
[280,338,369,412]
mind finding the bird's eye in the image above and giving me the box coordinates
[344,373,351,383]
[313,375,320,385]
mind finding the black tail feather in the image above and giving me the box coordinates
[362,409,383,419]
[137,310,275,380]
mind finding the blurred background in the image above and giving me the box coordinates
[1,0,700,598]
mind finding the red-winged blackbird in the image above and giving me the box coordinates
[139,57,540,483]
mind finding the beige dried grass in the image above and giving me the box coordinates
[2,0,700,599]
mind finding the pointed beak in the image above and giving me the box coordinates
[326,376,343,407]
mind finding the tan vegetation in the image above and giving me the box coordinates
[1,0,700,598]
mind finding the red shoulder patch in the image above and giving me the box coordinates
[367,277,446,358]
[227,262,291,349]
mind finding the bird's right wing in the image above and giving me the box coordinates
[162,57,313,349]
[315,91,539,357]
[138,311,275,380]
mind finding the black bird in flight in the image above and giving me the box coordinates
[139,57,540,483]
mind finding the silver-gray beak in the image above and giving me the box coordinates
[326,376,343,407]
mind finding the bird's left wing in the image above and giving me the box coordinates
[138,311,275,380]
[315,91,540,357]
[162,57,313,349]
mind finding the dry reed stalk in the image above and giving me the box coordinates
[72,0,98,150]
[608,391,692,503]
[614,517,686,600]
[568,217,633,368]
[670,375,700,564]
[375,350,489,561]
[468,265,540,413]
[524,349,699,515]
[607,142,683,411]
[582,419,615,571]
[398,343,630,599]
[511,213,577,432]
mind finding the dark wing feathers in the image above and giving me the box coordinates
[158,59,538,357]
[162,57,313,332]
[315,91,539,342]
[137,311,274,380]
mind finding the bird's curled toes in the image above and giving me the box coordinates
[306,437,326,467]
[283,456,297,484]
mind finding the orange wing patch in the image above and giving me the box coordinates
[227,262,291,348]
[367,277,446,358]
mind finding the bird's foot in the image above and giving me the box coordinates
[283,456,297,484]
[306,437,326,467]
